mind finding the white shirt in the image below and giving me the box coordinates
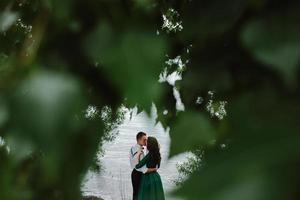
[129,144,148,174]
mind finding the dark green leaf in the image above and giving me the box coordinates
[84,22,168,113]
[169,111,216,157]
[241,8,300,85]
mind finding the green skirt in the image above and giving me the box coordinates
[138,172,165,200]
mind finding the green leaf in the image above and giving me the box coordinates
[174,155,276,200]
[0,96,8,128]
[0,10,18,32]
[133,0,155,10]
[44,0,73,22]
[182,0,250,40]
[169,112,216,157]
[174,89,300,200]
[241,9,300,85]
[9,70,85,151]
[84,22,168,113]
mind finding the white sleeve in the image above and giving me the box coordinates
[139,165,148,174]
[129,146,137,169]
[133,153,140,166]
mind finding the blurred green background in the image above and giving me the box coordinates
[0,0,300,199]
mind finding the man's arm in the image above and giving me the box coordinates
[146,168,158,173]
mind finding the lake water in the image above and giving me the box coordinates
[81,106,189,200]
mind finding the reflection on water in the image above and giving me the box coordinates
[81,106,188,200]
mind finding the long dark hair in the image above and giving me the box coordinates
[146,136,161,167]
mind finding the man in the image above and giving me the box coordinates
[129,132,157,200]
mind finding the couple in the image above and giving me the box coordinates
[129,132,165,200]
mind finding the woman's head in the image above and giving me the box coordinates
[146,136,161,167]
[146,136,159,151]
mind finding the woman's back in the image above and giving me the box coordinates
[146,153,160,169]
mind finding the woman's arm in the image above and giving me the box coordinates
[135,154,150,169]
[135,153,157,173]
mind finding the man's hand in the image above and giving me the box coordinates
[136,150,143,156]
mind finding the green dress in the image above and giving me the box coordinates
[135,153,165,200]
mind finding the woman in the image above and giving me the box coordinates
[135,136,165,200]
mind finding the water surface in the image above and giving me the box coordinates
[82,106,188,200]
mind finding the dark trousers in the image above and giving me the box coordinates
[131,169,143,200]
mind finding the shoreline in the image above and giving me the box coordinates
[83,196,104,200]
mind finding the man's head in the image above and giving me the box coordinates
[136,131,147,146]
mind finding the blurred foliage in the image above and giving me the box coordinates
[84,22,167,112]
[169,112,216,156]
[89,105,126,172]
[174,149,204,186]
[0,0,300,200]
